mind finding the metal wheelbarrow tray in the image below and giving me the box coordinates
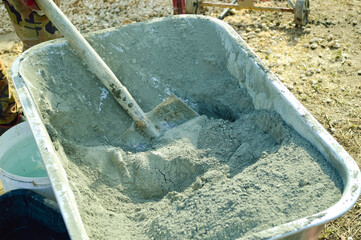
[11,16,361,240]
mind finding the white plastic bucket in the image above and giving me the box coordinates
[0,121,55,200]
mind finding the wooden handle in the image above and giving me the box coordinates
[36,0,159,137]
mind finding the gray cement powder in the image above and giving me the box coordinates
[20,18,343,239]
[55,112,342,240]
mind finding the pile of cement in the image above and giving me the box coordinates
[48,111,342,240]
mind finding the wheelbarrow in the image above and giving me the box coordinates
[173,0,310,26]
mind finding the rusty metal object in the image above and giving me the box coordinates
[202,1,294,12]
[173,0,186,14]
[294,0,310,26]
[177,0,310,25]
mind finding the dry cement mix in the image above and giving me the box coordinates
[19,18,343,239]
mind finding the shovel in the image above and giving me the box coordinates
[35,0,198,140]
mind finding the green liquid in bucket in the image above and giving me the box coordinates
[0,137,47,178]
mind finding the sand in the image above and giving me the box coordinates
[17,17,343,239]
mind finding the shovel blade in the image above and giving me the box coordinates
[147,94,198,133]
[121,95,198,150]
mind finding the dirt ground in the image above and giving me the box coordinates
[0,0,360,239]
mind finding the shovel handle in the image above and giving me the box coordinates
[35,0,159,137]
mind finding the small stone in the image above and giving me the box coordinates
[266,49,272,55]
[316,68,321,73]
[300,74,306,78]
[306,71,313,77]
[344,60,352,66]
[304,28,311,33]
[334,43,340,49]
[340,87,345,91]
[309,38,320,43]
[297,89,303,94]
[255,28,261,33]
[326,34,333,41]
[307,68,315,74]
[328,40,336,48]
[352,21,357,26]
[310,43,318,50]
[312,80,318,85]
[246,27,252,32]
[326,98,332,103]
[303,44,310,48]
[358,70,361,75]
[287,85,294,90]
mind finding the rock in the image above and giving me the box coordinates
[306,71,313,76]
[326,34,334,41]
[328,40,336,48]
[316,68,321,73]
[310,43,318,50]
[344,60,352,66]
[309,38,321,43]
[246,27,252,32]
[328,40,340,49]
[326,98,332,103]
[304,28,311,34]
[358,70,361,75]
